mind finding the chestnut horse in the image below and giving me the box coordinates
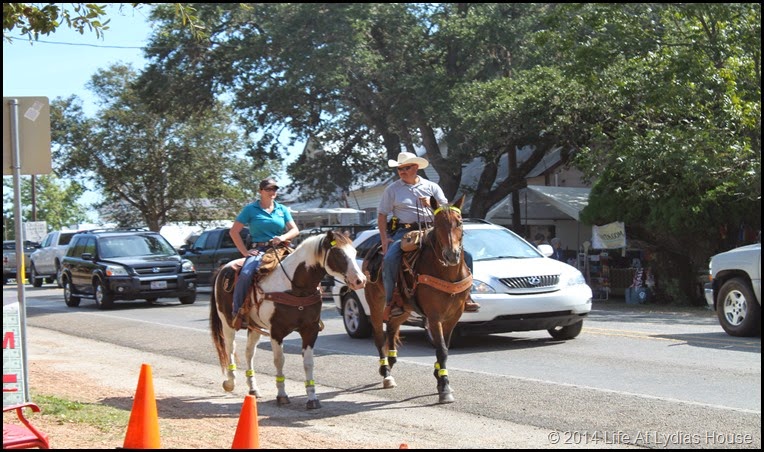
[363,195,471,403]
[209,231,366,409]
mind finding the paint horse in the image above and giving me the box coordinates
[209,230,366,409]
[364,195,471,403]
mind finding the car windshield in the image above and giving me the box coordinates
[464,227,543,261]
[99,235,177,258]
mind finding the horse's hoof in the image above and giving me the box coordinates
[222,381,234,392]
[306,399,321,409]
[439,390,455,404]
[383,376,397,389]
[276,395,291,405]
[249,389,263,398]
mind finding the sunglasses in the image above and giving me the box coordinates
[262,187,278,192]
[397,165,416,172]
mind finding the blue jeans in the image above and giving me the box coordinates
[383,229,474,304]
[232,250,265,316]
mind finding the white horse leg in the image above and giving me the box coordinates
[244,330,263,398]
[272,338,290,405]
[222,321,237,393]
[303,345,320,409]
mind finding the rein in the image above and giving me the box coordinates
[402,204,472,297]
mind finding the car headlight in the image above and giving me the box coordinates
[471,279,495,294]
[562,270,587,287]
[105,264,128,277]
[181,259,195,273]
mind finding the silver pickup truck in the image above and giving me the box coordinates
[3,240,40,285]
[705,242,761,337]
[29,230,80,287]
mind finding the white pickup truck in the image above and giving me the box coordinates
[28,230,80,288]
[705,242,761,337]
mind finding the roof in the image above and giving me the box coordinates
[486,185,591,222]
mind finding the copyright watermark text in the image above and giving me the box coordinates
[547,430,754,447]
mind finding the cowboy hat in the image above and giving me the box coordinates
[388,151,429,169]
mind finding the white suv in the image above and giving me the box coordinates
[29,230,80,288]
[705,242,761,337]
[332,220,593,340]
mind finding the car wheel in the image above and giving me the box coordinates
[179,293,196,305]
[342,292,372,338]
[548,320,584,340]
[63,278,81,307]
[55,262,64,288]
[716,278,761,337]
[30,265,43,288]
[94,277,114,310]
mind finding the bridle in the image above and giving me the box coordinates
[430,205,464,267]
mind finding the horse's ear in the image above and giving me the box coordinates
[453,194,465,210]
[429,195,438,210]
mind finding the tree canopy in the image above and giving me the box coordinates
[51,63,275,231]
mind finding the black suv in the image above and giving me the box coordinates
[61,229,197,309]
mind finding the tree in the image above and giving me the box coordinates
[139,3,563,211]
[51,63,274,231]
[2,3,204,42]
[3,174,88,237]
[552,3,761,303]
[133,3,759,303]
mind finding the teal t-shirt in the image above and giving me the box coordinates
[235,201,293,243]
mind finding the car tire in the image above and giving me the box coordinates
[342,292,372,338]
[55,262,64,288]
[179,293,196,305]
[548,320,584,340]
[30,265,43,288]
[63,278,81,307]
[94,277,114,310]
[716,278,761,337]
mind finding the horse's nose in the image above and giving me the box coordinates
[348,273,367,290]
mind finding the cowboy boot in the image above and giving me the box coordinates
[232,307,249,330]
[465,296,480,312]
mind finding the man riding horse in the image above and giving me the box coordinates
[377,152,479,319]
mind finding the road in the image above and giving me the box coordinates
[5,284,761,449]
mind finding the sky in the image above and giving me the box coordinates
[3,5,300,225]
[3,5,153,116]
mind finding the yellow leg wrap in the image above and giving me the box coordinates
[305,380,315,387]
[246,369,255,377]
[438,369,448,377]
[379,358,389,366]
[276,376,285,383]
[388,350,398,358]
[228,363,237,371]
[434,362,441,370]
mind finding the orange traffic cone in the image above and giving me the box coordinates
[231,394,260,449]
[123,363,161,449]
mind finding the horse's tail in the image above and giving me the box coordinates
[209,268,228,372]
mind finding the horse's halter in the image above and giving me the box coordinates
[430,205,464,267]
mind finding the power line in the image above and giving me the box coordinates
[6,35,144,50]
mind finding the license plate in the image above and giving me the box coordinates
[150,281,167,290]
